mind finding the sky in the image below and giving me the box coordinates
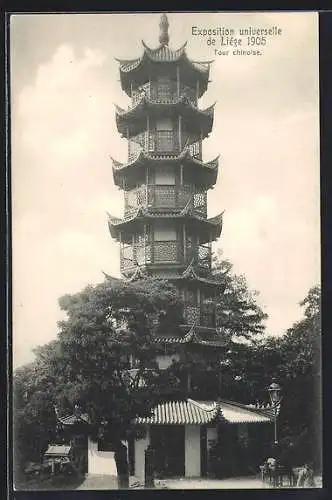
[11,12,320,368]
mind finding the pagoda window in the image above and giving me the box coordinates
[154,165,175,185]
[200,289,216,328]
[154,220,177,241]
[155,75,172,101]
[186,287,198,306]
[156,117,173,131]
[153,221,180,263]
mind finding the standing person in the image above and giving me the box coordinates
[266,456,278,487]
[297,463,315,488]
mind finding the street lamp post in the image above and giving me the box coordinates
[268,380,281,445]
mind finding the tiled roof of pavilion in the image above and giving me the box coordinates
[56,412,91,426]
[111,149,220,188]
[135,398,275,425]
[55,399,277,428]
[44,445,72,457]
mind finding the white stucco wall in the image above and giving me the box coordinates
[87,438,117,476]
[185,425,201,477]
[134,428,150,482]
[155,353,180,370]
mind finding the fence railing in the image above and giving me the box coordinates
[131,82,197,107]
[120,241,211,272]
[124,184,207,217]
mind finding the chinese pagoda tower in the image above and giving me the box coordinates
[108,13,225,348]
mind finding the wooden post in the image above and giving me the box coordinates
[197,286,201,325]
[196,80,200,103]
[146,114,150,153]
[144,223,147,263]
[183,223,187,263]
[178,115,182,152]
[187,372,192,395]
[176,66,180,97]
[180,164,183,185]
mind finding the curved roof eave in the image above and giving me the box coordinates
[116,40,212,77]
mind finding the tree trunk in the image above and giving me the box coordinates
[114,442,129,489]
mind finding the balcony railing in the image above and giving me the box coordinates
[124,184,207,218]
[183,305,216,328]
[128,133,202,162]
[132,82,197,107]
[120,241,211,273]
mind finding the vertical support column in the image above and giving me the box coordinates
[143,223,147,265]
[146,166,149,208]
[146,114,150,153]
[197,286,201,325]
[119,230,123,272]
[134,427,150,482]
[127,127,130,159]
[178,115,182,152]
[196,80,200,104]
[183,222,187,264]
[132,233,135,265]
[185,426,201,477]
[177,65,180,97]
[200,127,203,160]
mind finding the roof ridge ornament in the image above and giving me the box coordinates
[159,13,169,46]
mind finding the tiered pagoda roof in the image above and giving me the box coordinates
[153,320,229,347]
[116,40,213,98]
[107,208,224,243]
[115,96,215,138]
[111,149,220,189]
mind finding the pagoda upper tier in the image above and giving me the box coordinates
[115,96,215,140]
[115,40,213,99]
[111,149,220,190]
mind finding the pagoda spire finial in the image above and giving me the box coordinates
[159,13,169,45]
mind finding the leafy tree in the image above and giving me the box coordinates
[13,277,183,488]
[276,285,321,469]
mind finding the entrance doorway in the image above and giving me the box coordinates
[150,425,185,477]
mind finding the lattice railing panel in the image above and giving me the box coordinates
[183,306,200,325]
[154,131,179,153]
[189,141,202,160]
[131,82,197,106]
[153,241,180,263]
[198,243,211,269]
[120,245,135,272]
[124,186,147,213]
[193,191,207,217]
